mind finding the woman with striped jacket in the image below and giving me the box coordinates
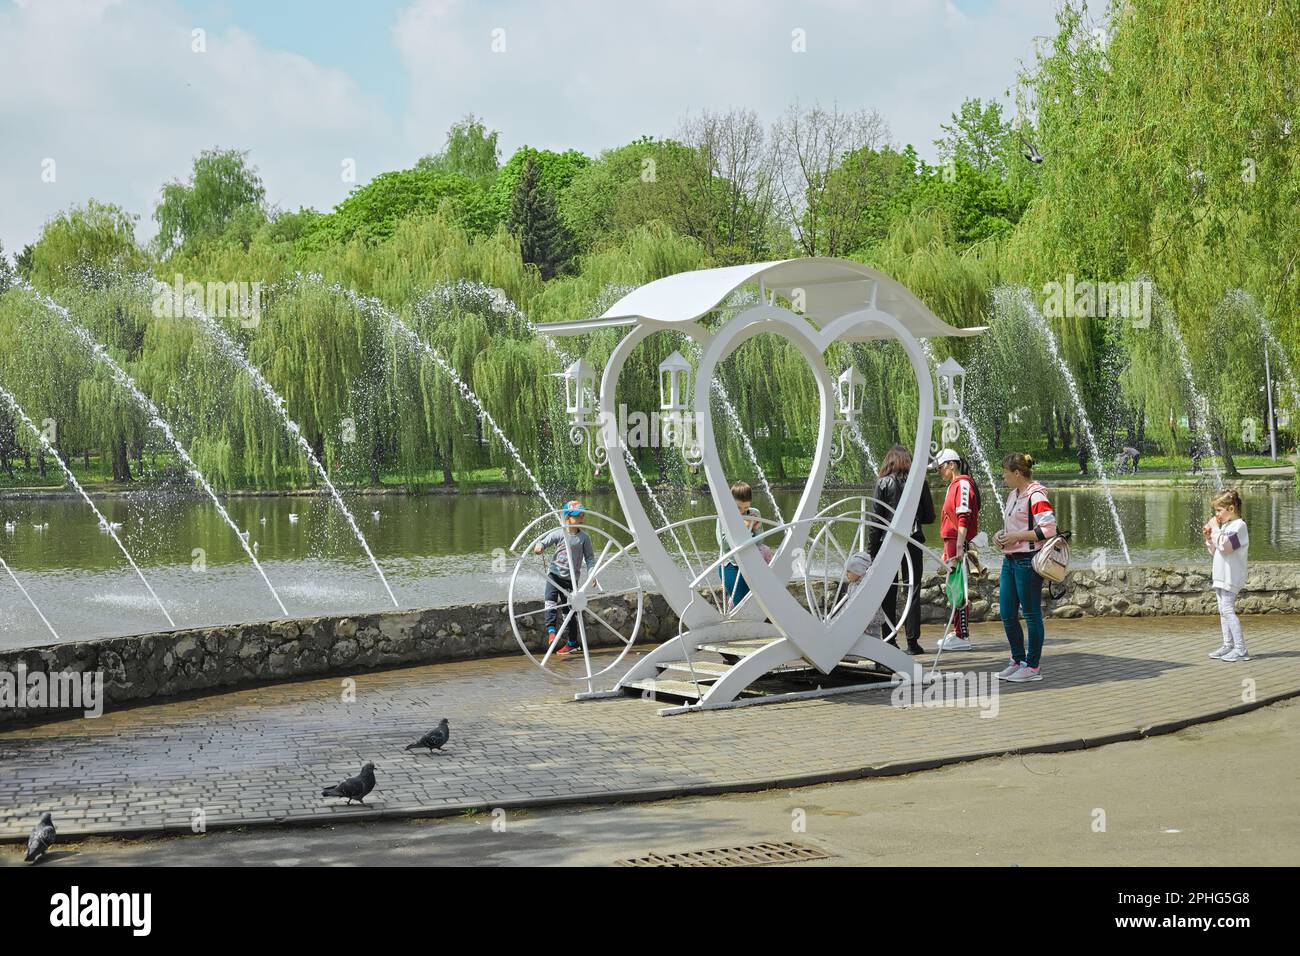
[992,452,1058,683]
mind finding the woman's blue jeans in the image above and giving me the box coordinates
[999,554,1045,667]
[721,563,749,607]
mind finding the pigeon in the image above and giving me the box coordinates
[321,761,376,804]
[1020,135,1044,164]
[25,812,55,863]
[405,718,450,754]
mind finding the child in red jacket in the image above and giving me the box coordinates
[934,448,981,650]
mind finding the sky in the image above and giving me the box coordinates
[0,0,1061,256]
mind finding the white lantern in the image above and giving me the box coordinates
[935,356,966,417]
[658,351,692,412]
[556,357,597,421]
[837,365,866,419]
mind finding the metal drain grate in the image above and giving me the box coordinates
[615,841,830,867]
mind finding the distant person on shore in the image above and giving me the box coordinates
[1115,446,1140,474]
[715,480,762,610]
[1204,489,1250,662]
[868,444,935,655]
[1078,446,1088,476]
[934,448,981,651]
[533,500,596,656]
[993,453,1057,683]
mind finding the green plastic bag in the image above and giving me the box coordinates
[945,559,968,608]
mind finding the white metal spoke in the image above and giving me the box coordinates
[538,606,577,667]
[585,605,634,645]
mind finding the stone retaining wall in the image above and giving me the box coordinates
[915,561,1300,623]
[2,563,1297,725]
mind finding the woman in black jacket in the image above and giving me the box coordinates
[867,444,935,655]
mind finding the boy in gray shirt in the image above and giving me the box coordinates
[533,500,596,655]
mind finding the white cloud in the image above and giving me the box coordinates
[0,0,401,254]
[393,0,1056,160]
[0,0,1058,257]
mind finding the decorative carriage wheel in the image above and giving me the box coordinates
[802,495,917,648]
[507,508,646,685]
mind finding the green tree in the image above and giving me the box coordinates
[490,146,590,224]
[154,148,266,255]
[301,169,493,248]
[934,97,1016,177]
[418,114,501,184]
[508,154,573,280]
[26,200,147,291]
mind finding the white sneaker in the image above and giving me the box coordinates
[996,661,1024,680]
[1208,645,1232,659]
[1220,649,1251,662]
[1006,665,1043,682]
[938,634,972,650]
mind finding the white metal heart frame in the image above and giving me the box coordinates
[523,257,983,713]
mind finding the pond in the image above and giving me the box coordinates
[2,483,1298,647]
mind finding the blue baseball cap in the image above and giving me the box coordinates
[561,500,585,517]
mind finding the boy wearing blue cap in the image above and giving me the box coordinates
[533,500,596,656]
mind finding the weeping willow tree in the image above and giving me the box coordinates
[33,279,157,481]
[849,208,1002,457]
[333,212,544,312]
[1007,0,1300,476]
[0,288,104,477]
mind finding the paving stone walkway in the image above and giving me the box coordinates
[1,615,1297,840]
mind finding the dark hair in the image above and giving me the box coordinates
[1001,452,1036,478]
[879,444,912,478]
[730,480,753,504]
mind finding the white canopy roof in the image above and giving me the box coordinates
[537,257,983,340]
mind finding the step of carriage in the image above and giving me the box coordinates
[620,675,766,703]
[654,659,733,679]
[691,636,814,672]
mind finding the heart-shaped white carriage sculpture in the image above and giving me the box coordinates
[511,258,982,712]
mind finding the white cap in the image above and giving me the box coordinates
[844,551,872,577]
[932,448,962,468]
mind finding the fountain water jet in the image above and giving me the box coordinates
[0,553,59,639]
[173,289,399,608]
[998,287,1133,563]
[23,283,289,615]
[327,281,555,511]
[847,421,879,475]
[918,339,1006,513]
[0,384,175,627]
[1227,288,1300,436]
[1160,297,1224,484]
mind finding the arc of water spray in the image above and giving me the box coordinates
[0,553,59,639]
[678,340,784,524]
[1002,287,1133,564]
[847,421,878,475]
[1161,304,1224,485]
[0,384,176,628]
[330,282,555,511]
[177,290,399,608]
[23,283,289,616]
[1231,287,1300,420]
[918,339,1006,513]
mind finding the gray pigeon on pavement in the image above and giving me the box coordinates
[405,718,450,754]
[321,761,376,805]
[25,812,55,863]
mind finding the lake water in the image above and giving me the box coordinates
[2,483,1298,647]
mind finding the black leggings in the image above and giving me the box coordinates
[881,541,924,642]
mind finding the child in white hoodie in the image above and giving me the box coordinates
[1204,489,1250,662]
